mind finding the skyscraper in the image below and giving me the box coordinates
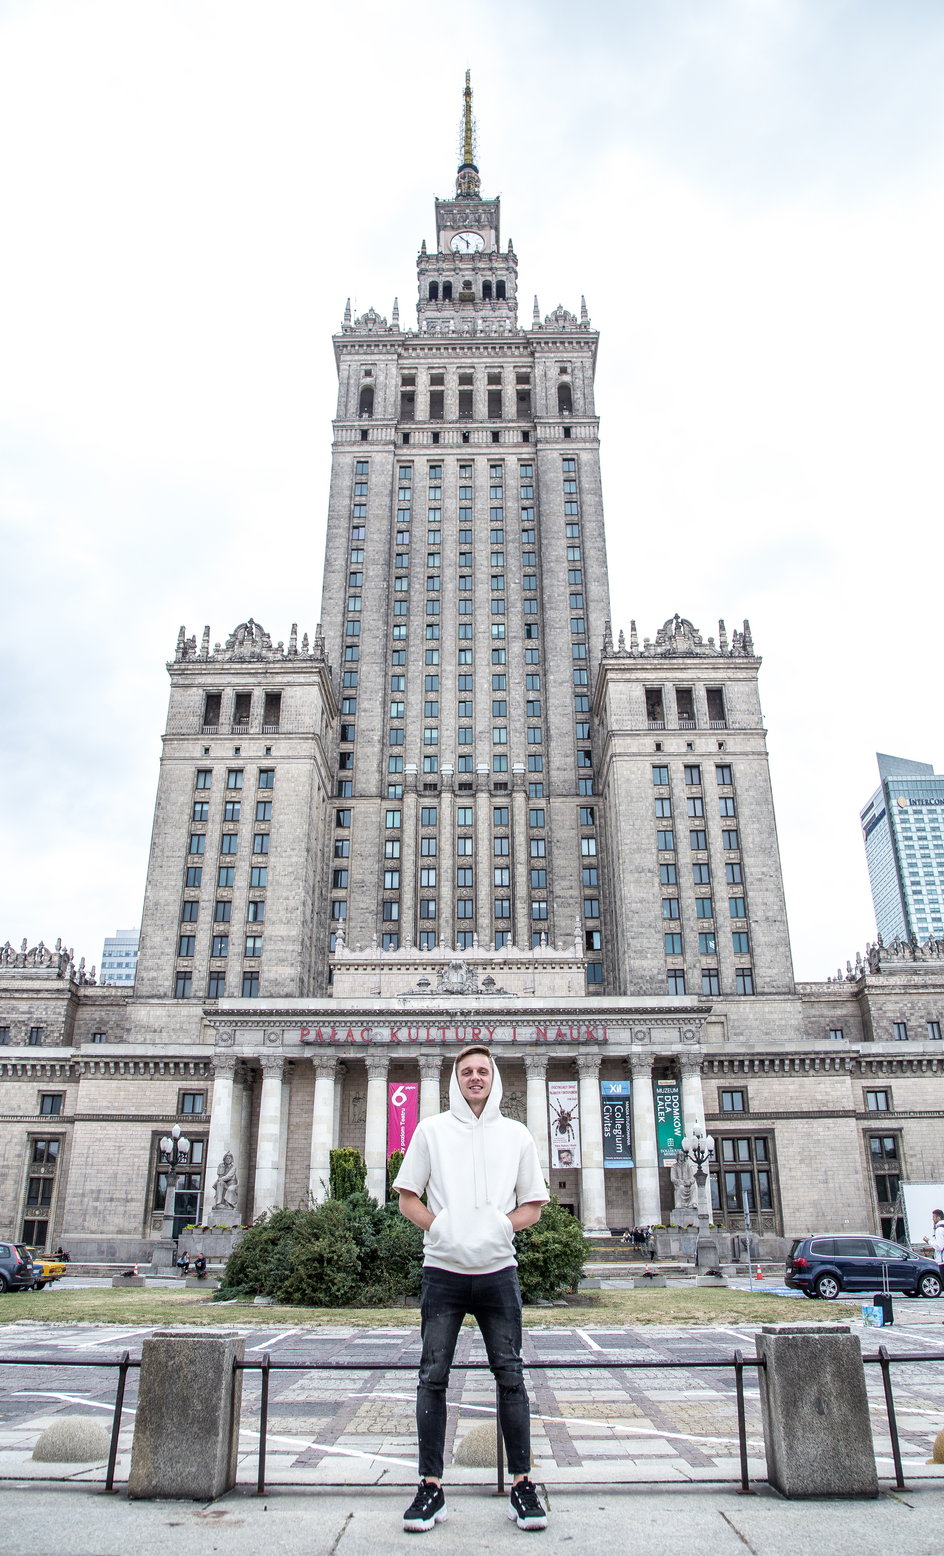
[320,72,611,983]
[100,927,140,986]
[861,753,944,942]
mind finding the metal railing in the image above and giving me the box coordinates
[1,1343,939,1497]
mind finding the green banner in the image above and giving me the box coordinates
[655,1078,684,1163]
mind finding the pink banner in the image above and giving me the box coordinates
[387,1081,419,1157]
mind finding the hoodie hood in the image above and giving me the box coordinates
[448,1052,504,1123]
[448,1052,503,1207]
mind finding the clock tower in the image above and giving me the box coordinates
[418,72,517,336]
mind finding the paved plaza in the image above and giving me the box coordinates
[3,1313,944,1493]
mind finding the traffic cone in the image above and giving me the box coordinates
[756,1264,763,1281]
[132,1264,138,1276]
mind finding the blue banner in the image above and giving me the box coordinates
[600,1079,633,1168]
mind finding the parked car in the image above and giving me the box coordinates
[0,1242,41,1292]
[27,1250,67,1289]
[785,1235,943,1300]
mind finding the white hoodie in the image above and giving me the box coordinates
[392,1055,549,1275]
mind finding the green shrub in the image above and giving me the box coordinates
[216,1193,424,1307]
[515,1197,590,1301]
[329,1148,366,1201]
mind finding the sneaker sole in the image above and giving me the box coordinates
[403,1509,448,1532]
[507,1506,547,1530]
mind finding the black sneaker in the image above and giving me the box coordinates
[403,1479,447,1533]
[507,1477,547,1531]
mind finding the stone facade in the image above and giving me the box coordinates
[3,85,944,1260]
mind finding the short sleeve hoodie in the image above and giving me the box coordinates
[392,1055,549,1275]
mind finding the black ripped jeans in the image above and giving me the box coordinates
[416,1264,531,1479]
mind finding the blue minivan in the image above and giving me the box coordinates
[785,1235,943,1300]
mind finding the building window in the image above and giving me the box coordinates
[652,765,669,786]
[242,971,260,998]
[667,970,686,995]
[683,765,702,786]
[174,972,193,998]
[721,1089,746,1112]
[28,1027,44,1046]
[227,769,244,789]
[664,933,682,954]
[258,769,275,789]
[702,968,721,995]
[869,1134,904,1241]
[929,1021,943,1041]
[695,898,714,919]
[207,972,226,998]
[195,769,212,789]
[662,898,680,920]
[866,1089,890,1112]
[39,1094,64,1116]
[710,1136,774,1220]
[828,1027,844,1040]
[735,968,755,995]
[179,1092,206,1115]
[892,1021,909,1041]
[178,934,196,958]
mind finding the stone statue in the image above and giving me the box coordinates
[212,1151,239,1211]
[670,1151,697,1210]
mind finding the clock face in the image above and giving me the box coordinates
[451,231,485,253]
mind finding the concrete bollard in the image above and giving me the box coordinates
[128,1329,244,1500]
[755,1324,878,1498]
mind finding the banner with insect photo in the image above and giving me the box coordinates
[387,1082,419,1157]
[548,1080,581,1169]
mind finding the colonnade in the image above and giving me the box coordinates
[204,1049,707,1233]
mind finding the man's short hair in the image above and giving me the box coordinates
[934,1208,944,1218]
[455,1044,493,1069]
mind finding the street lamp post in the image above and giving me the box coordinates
[159,1122,191,1243]
[680,1123,720,1273]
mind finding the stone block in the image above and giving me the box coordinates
[755,1324,878,1498]
[632,1274,666,1288]
[111,1275,146,1287]
[128,1329,244,1500]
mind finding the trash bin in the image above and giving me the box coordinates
[872,1291,894,1326]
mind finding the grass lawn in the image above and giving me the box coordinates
[0,1284,859,1330]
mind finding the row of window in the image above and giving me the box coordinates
[667,968,755,995]
[194,767,275,791]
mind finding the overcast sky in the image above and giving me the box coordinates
[1,0,942,982]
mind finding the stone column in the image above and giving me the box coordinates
[524,1053,550,1179]
[628,1052,661,1225]
[364,1053,390,1204]
[308,1056,337,1203]
[252,1053,284,1219]
[276,1063,291,1205]
[204,1053,237,1218]
[679,1053,710,1219]
[237,1068,254,1223]
[577,1052,607,1232]
[418,1053,443,1120]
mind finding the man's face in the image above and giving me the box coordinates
[457,1054,493,1114]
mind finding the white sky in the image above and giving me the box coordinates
[1,0,942,981]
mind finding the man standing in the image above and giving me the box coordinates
[932,1208,944,1272]
[394,1045,549,1533]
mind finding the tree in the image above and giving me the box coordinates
[329,1147,366,1201]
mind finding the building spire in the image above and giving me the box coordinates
[456,70,481,198]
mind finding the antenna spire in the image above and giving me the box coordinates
[456,70,481,198]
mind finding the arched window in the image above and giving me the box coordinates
[428,281,439,301]
[496,280,506,300]
[442,281,453,302]
[482,281,493,300]
[359,385,374,418]
[557,382,573,415]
